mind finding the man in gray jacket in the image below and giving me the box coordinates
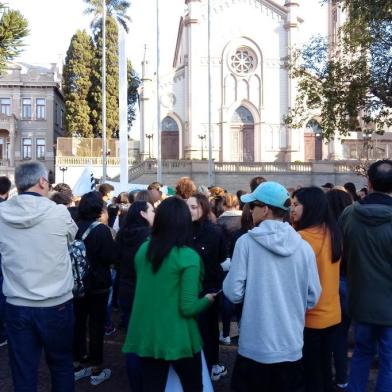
[223,181,321,391]
[0,161,78,391]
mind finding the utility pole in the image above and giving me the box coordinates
[207,0,213,186]
[102,0,107,182]
[156,0,162,183]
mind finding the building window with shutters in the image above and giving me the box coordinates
[0,98,11,116]
[22,98,32,119]
[36,138,45,160]
[36,98,46,120]
[22,138,32,160]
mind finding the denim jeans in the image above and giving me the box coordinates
[348,322,392,392]
[6,300,75,392]
[0,275,6,342]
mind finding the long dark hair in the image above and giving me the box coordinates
[116,201,150,245]
[147,197,193,273]
[292,186,342,263]
[192,193,211,222]
[326,189,353,221]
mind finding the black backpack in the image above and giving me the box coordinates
[69,221,100,298]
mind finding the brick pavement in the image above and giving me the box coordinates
[0,324,377,391]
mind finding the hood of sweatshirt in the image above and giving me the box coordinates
[0,194,56,229]
[352,201,392,226]
[248,220,302,257]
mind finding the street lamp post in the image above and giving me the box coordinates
[146,134,153,159]
[102,0,107,182]
[363,132,372,160]
[198,134,206,160]
[59,166,68,183]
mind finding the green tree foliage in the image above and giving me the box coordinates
[89,17,119,138]
[0,4,28,74]
[128,60,140,124]
[84,0,131,33]
[63,30,94,137]
[286,0,392,140]
[62,0,139,138]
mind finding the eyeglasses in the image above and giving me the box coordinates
[249,201,266,211]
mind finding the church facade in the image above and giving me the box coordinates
[138,0,342,162]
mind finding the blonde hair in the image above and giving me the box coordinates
[223,193,239,209]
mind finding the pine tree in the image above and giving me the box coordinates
[63,30,94,137]
[89,17,119,138]
[0,3,29,74]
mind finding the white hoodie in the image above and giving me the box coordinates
[223,220,321,364]
[0,194,78,307]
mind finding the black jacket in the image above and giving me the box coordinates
[191,219,226,292]
[116,224,150,302]
[76,219,118,293]
[340,192,392,325]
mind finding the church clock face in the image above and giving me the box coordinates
[229,47,257,76]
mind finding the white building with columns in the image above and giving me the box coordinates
[138,0,345,163]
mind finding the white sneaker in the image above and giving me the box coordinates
[211,364,227,381]
[90,368,111,386]
[219,334,231,345]
[74,367,92,381]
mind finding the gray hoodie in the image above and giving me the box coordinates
[0,194,78,307]
[223,220,321,364]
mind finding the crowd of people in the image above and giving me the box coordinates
[0,159,391,392]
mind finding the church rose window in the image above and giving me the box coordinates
[230,47,257,75]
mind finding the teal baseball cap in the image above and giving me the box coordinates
[241,181,291,210]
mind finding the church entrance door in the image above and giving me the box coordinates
[230,106,254,162]
[161,117,179,160]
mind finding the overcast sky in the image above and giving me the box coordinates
[7,0,328,75]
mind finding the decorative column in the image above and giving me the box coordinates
[139,45,153,160]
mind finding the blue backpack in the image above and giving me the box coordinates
[69,221,100,298]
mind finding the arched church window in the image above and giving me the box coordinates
[230,47,257,75]
[231,106,254,124]
[306,119,322,137]
[161,116,178,132]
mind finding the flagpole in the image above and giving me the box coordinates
[207,0,213,186]
[156,0,162,183]
[102,0,107,182]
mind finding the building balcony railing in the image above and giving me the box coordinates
[56,156,139,166]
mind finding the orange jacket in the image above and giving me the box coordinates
[299,226,341,329]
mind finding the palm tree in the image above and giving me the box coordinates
[83,0,131,32]
[84,0,131,181]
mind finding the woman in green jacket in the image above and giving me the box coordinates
[122,196,215,392]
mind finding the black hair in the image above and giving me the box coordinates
[250,176,266,192]
[326,189,353,221]
[344,182,359,201]
[116,201,151,245]
[292,186,342,263]
[78,191,104,220]
[147,197,192,273]
[367,159,392,193]
[0,176,11,195]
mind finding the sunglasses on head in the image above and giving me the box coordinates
[249,201,266,210]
